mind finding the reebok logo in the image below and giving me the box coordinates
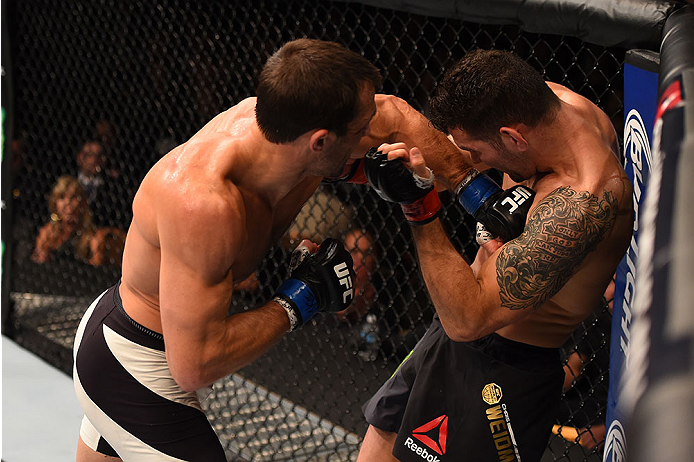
[404,414,448,461]
[404,438,441,462]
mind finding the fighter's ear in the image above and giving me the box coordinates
[500,126,528,151]
[309,129,331,152]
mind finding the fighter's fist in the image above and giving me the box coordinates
[363,147,441,225]
[274,238,355,331]
[456,172,535,242]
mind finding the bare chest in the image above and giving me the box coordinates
[231,179,320,281]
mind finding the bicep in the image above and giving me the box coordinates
[159,244,234,326]
[487,186,619,312]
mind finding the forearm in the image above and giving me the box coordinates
[412,221,489,341]
[171,301,289,391]
[394,126,473,192]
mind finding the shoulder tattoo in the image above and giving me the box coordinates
[496,186,618,310]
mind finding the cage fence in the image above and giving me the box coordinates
[5,1,624,461]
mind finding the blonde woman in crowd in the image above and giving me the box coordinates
[32,175,125,266]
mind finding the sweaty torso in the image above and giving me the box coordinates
[495,84,633,347]
[119,97,320,333]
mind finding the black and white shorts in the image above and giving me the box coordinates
[363,316,564,462]
[73,282,226,461]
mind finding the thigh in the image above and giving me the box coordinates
[362,321,442,433]
[392,333,562,462]
[77,435,122,462]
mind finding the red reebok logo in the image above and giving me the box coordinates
[412,414,448,455]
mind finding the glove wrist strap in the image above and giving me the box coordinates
[456,173,500,216]
[453,169,480,198]
[322,159,367,184]
[274,279,318,330]
[401,188,442,225]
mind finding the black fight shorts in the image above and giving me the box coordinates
[363,316,563,462]
[73,282,226,461]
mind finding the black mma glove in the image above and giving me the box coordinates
[363,148,442,225]
[455,170,535,242]
[273,238,355,331]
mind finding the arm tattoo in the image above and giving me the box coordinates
[496,186,618,310]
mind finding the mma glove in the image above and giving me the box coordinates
[455,170,535,242]
[273,238,355,331]
[362,148,442,225]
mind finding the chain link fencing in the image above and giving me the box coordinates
[5,1,626,460]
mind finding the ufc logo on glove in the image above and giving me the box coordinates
[500,186,533,213]
[334,262,354,303]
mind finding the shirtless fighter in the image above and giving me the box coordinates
[357,50,633,462]
[72,38,382,461]
[72,36,479,461]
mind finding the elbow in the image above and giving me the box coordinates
[443,325,481,343]
[168,359,211,393]
[439,317,486,343]
[171,368,205,393]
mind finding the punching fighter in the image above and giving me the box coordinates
[357,50,633,462]
[73,36,484,462]
[72,38,380,462]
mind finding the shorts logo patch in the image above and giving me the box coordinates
[482,383,503,405]
[408,414,448,457]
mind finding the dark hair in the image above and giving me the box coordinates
[430,49,560,142]
[255,38,381,143]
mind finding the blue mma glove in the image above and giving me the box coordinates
[455,170,535,242]
[274,238,355,331]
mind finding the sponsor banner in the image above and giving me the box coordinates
[603,57,658,462]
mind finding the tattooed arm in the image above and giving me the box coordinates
[412,186,618,341]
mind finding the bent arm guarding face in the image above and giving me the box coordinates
[412,185,619,341]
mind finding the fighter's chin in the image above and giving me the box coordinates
[326,164,346,178]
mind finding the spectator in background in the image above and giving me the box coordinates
[94,119,118,156]
[75,140,128,228]
[338,228,377,321]
[93,119,126,179]
[76,140,108,205]
[553,276,616,451]
[285,188,378,320]
[286,188,355,246]
[32,175,125,267]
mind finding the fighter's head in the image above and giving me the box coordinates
[255,38,381,145]
[430,50,560,180]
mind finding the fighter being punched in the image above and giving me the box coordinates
[357,50,633,462]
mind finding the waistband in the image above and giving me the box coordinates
[102,281,165,351]
[432,316,560,374]
[469,332,560,374]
